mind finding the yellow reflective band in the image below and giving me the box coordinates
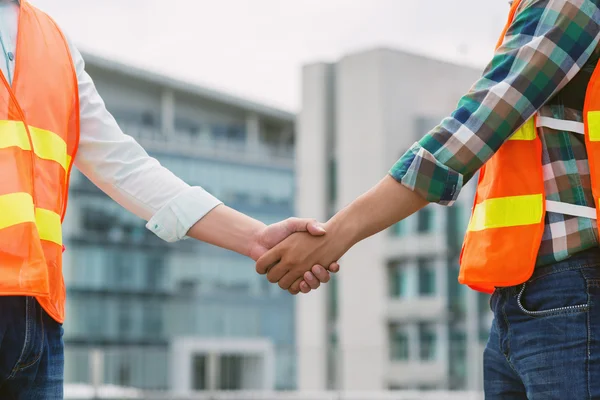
[0,192,35,230]
[0,120,31,151]
[0,120,68,170]
[468,194,543,232]
[587,111,600,142]
[35,208,62,246]
[508,119,536,141]
[0,192,62,245]
[29,126,68,171]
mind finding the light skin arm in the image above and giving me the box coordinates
[188,204,340,288]
[256,175,428,293]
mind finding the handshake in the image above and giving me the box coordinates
[194,175,425,293]
[250,217,352,295]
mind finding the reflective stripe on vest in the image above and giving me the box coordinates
[508,119,537,141]
[536,116,584,135]
[507,116,597,221]
[468,194,543,232]
[0,120,69,170]
[546,200,597,220]
[0,192,62,245]
[588,111,600,141]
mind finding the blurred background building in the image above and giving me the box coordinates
[296,48,492,393]
[59,47,492,398]
[61,53,298,393]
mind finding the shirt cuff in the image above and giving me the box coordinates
[389,142,463,205]
[146,187,223,242]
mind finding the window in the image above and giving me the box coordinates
[419,324,436,361]
[141,111,156,127]
[447,260,466,319]
[192,354,208,390]
[84,298,104,337]
[117,305,132,336]
[328,158,337,205]
[390,326,409,360]
[219,355,244,390]
[118,360,131,386]
[328,275,338,321]
[389,262,409,298]
[327,331,339,390]
[146,255,166,290]
[417,207,433,233]
[478,292,491,315]
[143,302,163,336]
[82,208,114,234]
[446,205,461,251]
[418,259,436,296]
[449,330,467,389]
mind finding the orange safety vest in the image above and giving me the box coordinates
[459,0,600,293]
[0,1,79,322]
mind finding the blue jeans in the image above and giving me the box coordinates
[0,296,64,399]
[485,248,600,399]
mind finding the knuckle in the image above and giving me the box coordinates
[267,272,279,283]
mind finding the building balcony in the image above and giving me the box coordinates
[120,124,294,167]
[386,297,447,323]
[385,359,447,387]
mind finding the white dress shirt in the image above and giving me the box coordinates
[0,0,222,242]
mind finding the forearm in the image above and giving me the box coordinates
[328,175,429,247]
[186,204,265,258]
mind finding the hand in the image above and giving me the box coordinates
[255,221,352,294]
[249,218,340,291]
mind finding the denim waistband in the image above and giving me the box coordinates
[528,247,600,283]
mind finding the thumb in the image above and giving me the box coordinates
[282,218,326,236]
[305,219,326,236]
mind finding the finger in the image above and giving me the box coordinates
[266,262,290,284]
[328,262,340,273]
[278,270,303,290]
[256,248,282,275]
[305,220,326,236]
[284,217,326,236]
[310,265,331,283]
[299,281,311,294]
[289,278,306,294]
[304,271,321,289]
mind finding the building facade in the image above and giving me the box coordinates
[61,53,298,392]
[296,48,492,392]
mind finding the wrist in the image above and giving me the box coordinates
[246,221,268,259]
[326,208,362,250]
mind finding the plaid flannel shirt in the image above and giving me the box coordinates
[389,0,600,266]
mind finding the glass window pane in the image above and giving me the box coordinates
[390,326,409,361]
[417,208,433,233]
[389,263,409,298]
[418,259,436,295]
[419,324,436,360]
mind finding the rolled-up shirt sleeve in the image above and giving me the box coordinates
[389,0,600,205]
[69,41,222,242]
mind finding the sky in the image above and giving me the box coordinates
[32,0,511,112]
